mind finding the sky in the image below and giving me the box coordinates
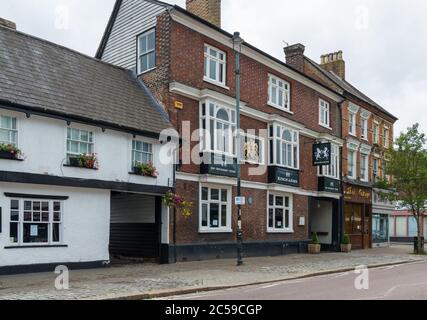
[1,0,426,137]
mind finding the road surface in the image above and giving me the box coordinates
[163,260,427,300]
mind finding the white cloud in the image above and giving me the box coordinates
[1,0,426,137]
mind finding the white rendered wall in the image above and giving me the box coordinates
[0,110,173,189]
[0,183,110,267]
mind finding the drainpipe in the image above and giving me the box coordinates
[338,100,345,249]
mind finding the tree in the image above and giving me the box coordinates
[376,124,427,254]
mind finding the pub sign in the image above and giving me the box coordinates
[313,142,332,166]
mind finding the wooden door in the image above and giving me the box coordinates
[345,203,364,249]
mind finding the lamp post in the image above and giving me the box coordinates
[233,31,244,266]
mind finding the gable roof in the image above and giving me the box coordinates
[305,57,398,121]
[95,0,344,101]
[0,25,171,137]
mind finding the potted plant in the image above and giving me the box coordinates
[69,153,98,169]
[341,234,352,253]
[308,232,321,254]
[0,143,22,160]
[133,161,158,178]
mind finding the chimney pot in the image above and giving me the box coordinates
[186,0,221,28]
[320,50,345,79]
[0,17,16,30]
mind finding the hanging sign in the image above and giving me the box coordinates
[313,142,332,166]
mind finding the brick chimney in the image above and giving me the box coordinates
[320,51,345,79]
[186,0,221,28]
[0,17,16,30]
[284,43,305,73]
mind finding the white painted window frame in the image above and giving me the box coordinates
[0,114,18,146]
[268,123,300,170]
[131,139,154,167]
[204,44,227,87]
[267,191,294,233]
[318,144,340,180]
[66,127,95,162]
[268,74,291,112]
[199,184,232,233]
[137,29,156,75]
[319,99,331,129]
[9,198,64,246]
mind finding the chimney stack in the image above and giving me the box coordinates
[186,0,221,28]
[320,51,345,79]
[284,43,305,73]
[0,17,16,30]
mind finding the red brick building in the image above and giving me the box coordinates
[284,46,398,249]
[97,0,349,262]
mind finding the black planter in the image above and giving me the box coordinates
[69,157,82,167]
[0,150,17,160]
[133,166,142,175]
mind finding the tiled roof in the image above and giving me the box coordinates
[0,26,171,136]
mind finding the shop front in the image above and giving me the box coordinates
[343,183,372,250]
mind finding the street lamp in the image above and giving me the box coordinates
[232,31,244,266]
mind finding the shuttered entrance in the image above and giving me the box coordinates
[110,192,161,259]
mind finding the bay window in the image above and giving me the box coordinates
[268,74,290,112]
[200,101,236,156]
[268,123,299,169]
[268,193,293,233]
[0,115,17,146]
[204,44,226,86]
[319,99,330,128]
[318,144,340,179]
[10,199,63,245]
[200,185,231,232]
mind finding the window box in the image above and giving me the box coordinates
[0,149,23,161]
[131,162,158,178]
[67,154,98,170]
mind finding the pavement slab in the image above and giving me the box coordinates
[0,245,425,300]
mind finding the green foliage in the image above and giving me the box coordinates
[341,234,351,245]
[311,232,320,245]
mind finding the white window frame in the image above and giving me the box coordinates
[199,184,232,233]
[360,117,368,140]
[347,145,358,180]
[200,100,237,157]
[318,144,340,180]
[267,192,293,233]
[319,99,331,129]
[360,153,369,182]
[131,140,153,167]
[0,115,18,146]
[268,123,299,170]
[9,198,63,246]
[383,126,390,148]
[373,157,380,181]
[268,74,291,112]
[373,122,380,144]
[204,44,227,87]
[348,104,359,137]
[241,132,265,165]
[137,29,156,75]
[66,127,94,162]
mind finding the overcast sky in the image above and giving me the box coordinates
[1,0,426,137]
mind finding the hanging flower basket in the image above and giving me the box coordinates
[163,190,193,218]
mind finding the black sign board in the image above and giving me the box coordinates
[313,142,332,166]
[268,166,300,187]
[200,153,238,178]
[318,177,341,193]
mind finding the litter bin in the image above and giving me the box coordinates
[414,237,425,253]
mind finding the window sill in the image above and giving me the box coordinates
[0,156,24,161]
[63,164,98,171]
[267,229,294,234]
[267,102,293,114]
[4,244,68,249]
[128,172,158,179]
[348,132,357,138]
[138,66,156,76]
[199,228,233,234]
[319,123,332,131]
[318,174,340,180]
[203,78,230,90]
